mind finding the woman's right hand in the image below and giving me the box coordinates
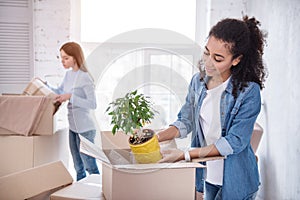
[55,93,71,103]
[157,126,179,142]
[158,148,184,163]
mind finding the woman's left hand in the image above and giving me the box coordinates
[55,93,71,103]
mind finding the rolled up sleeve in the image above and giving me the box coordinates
[170,121,188,139]
[215,137,233,157]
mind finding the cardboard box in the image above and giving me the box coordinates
[23,78,57,98]
[0,161,73,200]
[22,78,61,114]
[102,162,198,200]
[0,95,58,136]
[79,132,222,200]
[0,128,69,177]
[250,123,264,153]
[50,174,104,200]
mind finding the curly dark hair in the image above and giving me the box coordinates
[206,16,267,98]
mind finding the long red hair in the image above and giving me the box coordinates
[60,42,88,72]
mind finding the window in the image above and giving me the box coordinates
[93,47,199,131]
[81,0,196,43]
[73,0,200,131]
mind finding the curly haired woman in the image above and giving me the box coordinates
[158,16,267,200]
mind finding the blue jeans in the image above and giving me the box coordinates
[69,129,100,181]
[204,181,222,200]
[204,181,257,200]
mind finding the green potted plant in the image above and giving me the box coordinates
[105,90,162,164]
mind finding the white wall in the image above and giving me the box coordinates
[198,0,300,199]
[196,0,248,46]
[33,0,71,138]
[247,0,300,199]
[33,0,70,84]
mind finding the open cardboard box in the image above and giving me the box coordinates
[0,161,73,200]
[0,78,60,136]
[80,131,223,200]
[0,95,58,136]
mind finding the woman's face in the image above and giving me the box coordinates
[60,49,77,70]
[203,36,241,81]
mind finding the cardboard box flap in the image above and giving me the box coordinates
[23,78,56,98]
[0,161,73,200]
[80,135,111,164]
[0,95,56,136]
[80,135,133,165]
[80,134,223,170]
[113,162,203,170]
[51,183,101,200]
[101,131,130,150]
[22,78,62,114]
[50,174,103,200]
[192,156,225,163]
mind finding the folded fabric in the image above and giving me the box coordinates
[0,95,52,136]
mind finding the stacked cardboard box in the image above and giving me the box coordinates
[0,78,60,136]
[0,79,73,199]
[0,128,70,177]
[0,161,73,200]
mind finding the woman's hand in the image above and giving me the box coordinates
[158,149,184,163]
[55,93,71,103]
[157,126,180,142]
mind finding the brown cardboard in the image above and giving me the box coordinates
[250,123,264,153]
[0,161,73,200]
[0,128,69,177]
[101,130,178,150]
[23,78,57,98]
[22,78,61,114]
[0,95,57,136]
[28,187,66,200]
[34,97,57,135]
[79,131,215,200]
[102,163,196,200]
[101,131,130,150]
[50,174,104,200]
[0,134,34,176]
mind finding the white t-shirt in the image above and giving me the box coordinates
[200,78,229,185]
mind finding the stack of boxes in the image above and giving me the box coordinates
[0,79,73,199]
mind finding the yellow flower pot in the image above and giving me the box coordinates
[129,130,162,164]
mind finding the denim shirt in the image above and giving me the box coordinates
[171,73,260,200]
